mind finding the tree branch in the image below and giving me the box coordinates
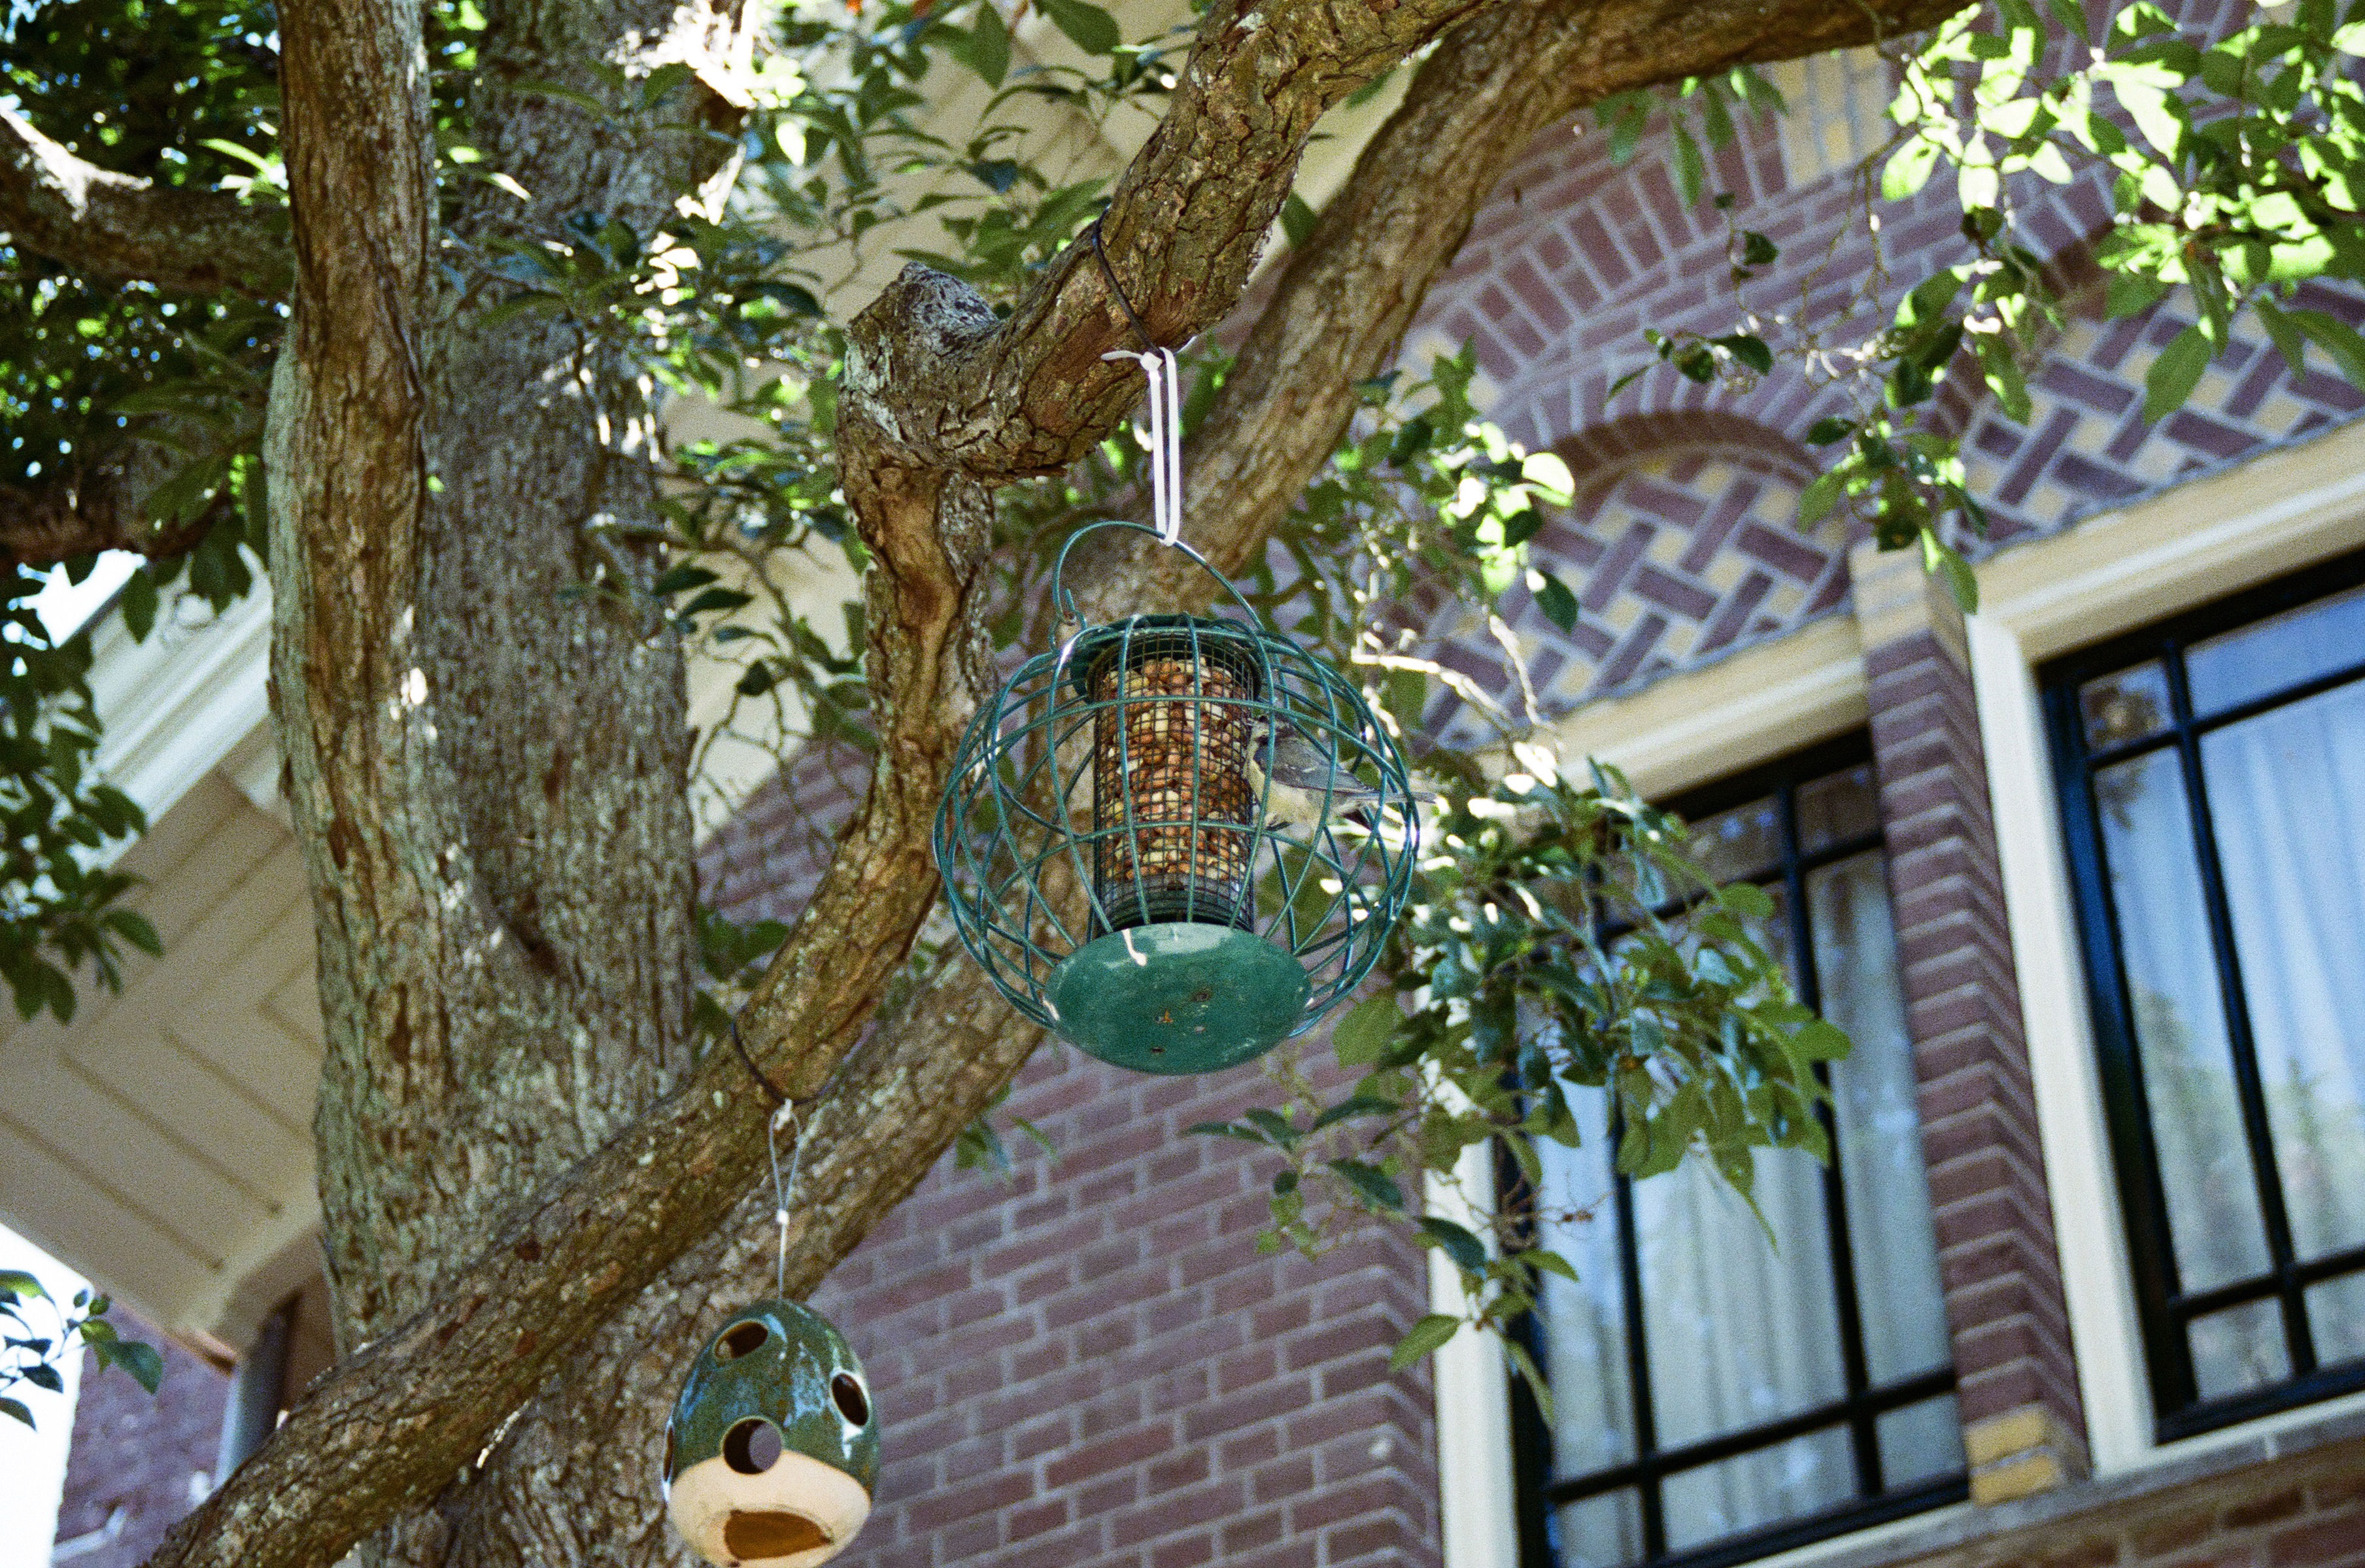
[0,106,288,298]
[1088,0,1967,615]
[143,0,1962,1561]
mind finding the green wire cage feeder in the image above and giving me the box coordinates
[931,519,1420,1074]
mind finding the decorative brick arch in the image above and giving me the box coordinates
[1957,273,2365,549]
[1421,413,1848,743]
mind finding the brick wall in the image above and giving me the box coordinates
[52,1309,227,1568]
[802,1042,1441,1568]
[1843,1419,2365,1568]
[1852,546,2087,1505]
[703,731,1443,1568]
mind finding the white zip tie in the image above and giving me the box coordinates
[767,1099,801,1299]
[1102,346,1186,547]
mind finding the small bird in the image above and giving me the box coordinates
[1244,718,1436,836]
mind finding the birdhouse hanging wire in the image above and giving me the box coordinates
[930,273,1420,1072]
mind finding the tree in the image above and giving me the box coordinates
[3,0,2362,1563]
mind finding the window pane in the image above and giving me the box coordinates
[1875,1395,1965,1489]
[2188,1299,2291,1401]
[1632,1146,1846,1448]
[2304,1272,2365,1369]
[2200,681,2365,1263]
[1797,764,1880,853]
[1809,851,1950,1385]
[1660,1426,1854,1552]
[1537,1090,1638,1476]
[1691,794,1782,885]
[2094,749,2274,1291]
[2080,660,2172,751]
[1553,1489,1644,1568]
[2186,580,2365,716]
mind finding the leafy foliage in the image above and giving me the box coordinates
[1605,0,2365,608]
[1,1269,162,1430]
[1189,755,1839,1399]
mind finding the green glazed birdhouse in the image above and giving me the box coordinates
[664,1300,879,1568]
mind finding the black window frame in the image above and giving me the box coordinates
[2041,547,2365,1442]
[1510,733,1967,1568]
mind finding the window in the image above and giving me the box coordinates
[2045,553,2365,1439]
[1513,739,1965,1568]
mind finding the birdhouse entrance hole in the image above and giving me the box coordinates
[717,1321,769,1360]
[723,1418,785,1475]
[830,1373,870,1425]
[723,1511,830,1558]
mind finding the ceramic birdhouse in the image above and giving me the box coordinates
[664,1299,879,1568]
[931,522,1420,1074]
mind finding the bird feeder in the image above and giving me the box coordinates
[932,521,1420,1074]
[664,1299,879,1568]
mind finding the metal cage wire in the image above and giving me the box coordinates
[931,526,1420,1069]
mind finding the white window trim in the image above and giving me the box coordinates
[1433,418,2365,1567]
[1970,417,2365,1476]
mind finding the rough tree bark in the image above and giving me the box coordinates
[0,0,1952,1562]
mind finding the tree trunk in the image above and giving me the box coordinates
[272,0,748,1559]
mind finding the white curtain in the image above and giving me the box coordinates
[2095,747,2273,1291]
[2202,680,2365,1268]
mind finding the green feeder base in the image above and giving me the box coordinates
[1047,923,1312,1074]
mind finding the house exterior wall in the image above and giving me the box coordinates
[41,3,2365,1567]
[50,1310,228,1568]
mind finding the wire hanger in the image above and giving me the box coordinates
[1091,220,1186,549]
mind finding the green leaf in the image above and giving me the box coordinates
[2254,299,2311,378]
[1797,469,1845,526]
[1037,0,1121,55]
[1520,451,1574,502]
[1503,1337,1556,1423]
[1793,1018,1853,1061]
[1533,572,1580,632]
[1523,1247,1580,1284]
[1183,1120,1267,1143]
[22,1361,62,1393]
[2287,309,2365,392]
[1670,123,1707,207]
[1280,192,1318,250]
[1242,1108,1302,1148]
[1881,137,1943,202]
[1804,416,1855,446]
[1310,1095,1399,1132]
[0,1270,47,1303]
[2105,274,2171,320]
[1718,880,1775,919]
[121,570,160,641]
[1712,333,1773,373]
[2143,323,2211,422]
[1418,1218,1488,1272]
[0,1397,31,1429]
[949,1,1012,88]
[1329,1158,1406,1212]
[1389,1313,1463,1371]
[96,1337,164,1394]
[1333,993,1401,1066]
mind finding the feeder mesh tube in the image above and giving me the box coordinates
[1089,639,1257,933]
